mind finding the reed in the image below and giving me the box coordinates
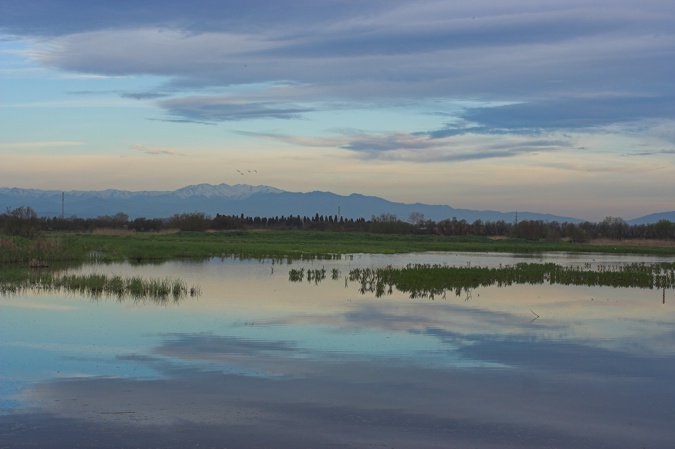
[0,235,86,265]
[326,262,675,299]
[0,271,199,303]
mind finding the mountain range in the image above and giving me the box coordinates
[1,183,672,224]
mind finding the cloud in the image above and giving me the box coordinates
[157,96,314,121]
[242,128,572,162]
[120,91,171,100]
[146,118,217,126]
[461,95,675,132]
[11,1,674,104]
[0,0,388,36]
[23,26,673,102]
[65,90,171,100]
[129,143,183,156]
[631,149,675,156]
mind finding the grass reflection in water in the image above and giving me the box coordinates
[291,262,675,299]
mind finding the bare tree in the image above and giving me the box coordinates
[408,212,425,226]
[3,206,40,238]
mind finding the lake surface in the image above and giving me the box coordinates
[2,252,674,448]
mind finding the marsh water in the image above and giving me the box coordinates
[1,252,674,448]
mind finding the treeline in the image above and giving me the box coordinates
[2,207,674,241]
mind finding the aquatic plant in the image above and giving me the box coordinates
[310,262,675,299]
[289,267,339,285]
[306,267,327,284]
[0,271,200,303]
[289,268,304,282]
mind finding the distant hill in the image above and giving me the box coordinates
[0,183,592,223]
[627,211,675,225]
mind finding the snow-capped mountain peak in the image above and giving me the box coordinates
[173,183,284,199]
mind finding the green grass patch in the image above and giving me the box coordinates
[293,262,675,299]
[0,235,87,264]
[0,270,200,303]
[27,231,675,264]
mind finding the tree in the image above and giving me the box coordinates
[408,212,427,234]
[129,217,163,232]
[370,213,411,234]
[3,206,40,238]
[94,212,129,229]
[654,219,673,239]
[568,223,590,243]
[408,212,425,226]
[373,213,398,223]
[513,220,546,240]
[167,212,212,231]
[600,216,627,240]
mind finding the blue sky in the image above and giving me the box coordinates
[1,0,674,221]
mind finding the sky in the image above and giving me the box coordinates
[1,0,674,221]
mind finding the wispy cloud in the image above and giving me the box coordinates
[460,95,675,132]
[67,90,173,100]
[241,128,572,163]
[146,118,217,126]
[630,149,675,156]
[129,143,184,156]
[120,91,171,100]
[157,96,314,122]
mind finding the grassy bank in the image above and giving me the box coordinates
[3,231,675,267]
[25,231,675,262]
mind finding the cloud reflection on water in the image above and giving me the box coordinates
[2,256,675,448]
[14,328,675,449]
